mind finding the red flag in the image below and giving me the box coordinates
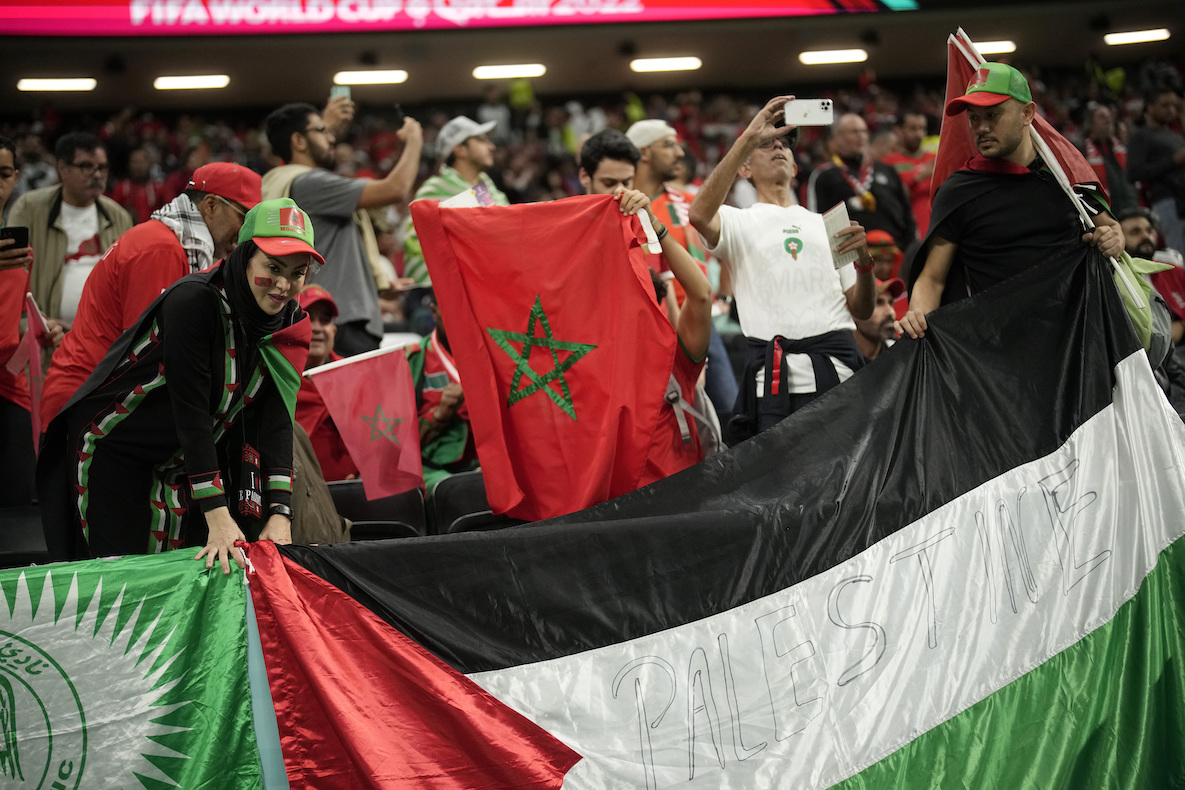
[306,347,422,500]
[932,30,1102,204]
[412,194,676,521]
[247,541,581,789]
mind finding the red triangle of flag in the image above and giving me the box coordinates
[114,402,130,415]
[243,394,255,405]
[128,351,138,363]
[228,348,237,359]
[151,530,168,542]
[226,382,240,393]
[88,423,105,437]
[75,484,87,495]
[151,500,167,510]
[169,507,188,517]
[133,384,147,396]
[77,451,92,462]
[247,542,580,788]
[168,538,184,549]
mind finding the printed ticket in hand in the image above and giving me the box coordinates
[823,202,859,270]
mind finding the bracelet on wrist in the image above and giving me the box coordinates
[268,504,292,520]
[654,222,669,242]
[854,258,874,273]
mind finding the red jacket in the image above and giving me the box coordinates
[0,266,31,410]
[41,219,189,422]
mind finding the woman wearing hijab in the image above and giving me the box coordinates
[38,197,322,574]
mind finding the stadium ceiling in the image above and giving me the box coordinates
[1,0,1177,114]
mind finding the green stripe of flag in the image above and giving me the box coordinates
[836,536,1185,789]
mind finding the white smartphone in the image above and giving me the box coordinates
[783,98,834,126]
[330,85,351,102]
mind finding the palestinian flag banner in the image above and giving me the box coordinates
[282,250,1185,787]
[410,194,677,521]
[6,249,1185,787]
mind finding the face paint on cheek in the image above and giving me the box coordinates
[254,277,273,287]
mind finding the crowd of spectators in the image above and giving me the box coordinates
[2,51,1183,543]
[3,57,1180,230]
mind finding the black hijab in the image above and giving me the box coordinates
[220,240,298,340]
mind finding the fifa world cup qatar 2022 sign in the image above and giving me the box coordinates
[2,0,914,36]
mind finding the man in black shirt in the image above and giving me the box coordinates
[898,62,1124,339]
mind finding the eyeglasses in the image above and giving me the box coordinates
[0,167,15,179]
[65,160,110,175]
[216,194,247,219]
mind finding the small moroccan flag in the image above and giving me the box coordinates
[305,346,423,500]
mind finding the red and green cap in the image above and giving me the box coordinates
[237,197,326,267]
[944,62,1033,116]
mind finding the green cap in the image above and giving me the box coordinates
[944,62,1033,116]
[237,197,326,266]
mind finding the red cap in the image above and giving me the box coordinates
[297,284,338,317]
[865,229,900,251]
[877,277,906,299]
[188,162,262,210]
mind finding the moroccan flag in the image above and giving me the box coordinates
[280,246,1185,788]
[932,29,1102,204]
[411,194,676,521]
[305,346,422,500]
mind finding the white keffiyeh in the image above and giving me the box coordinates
[151,194,216,273]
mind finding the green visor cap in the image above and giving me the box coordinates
[237,197,326,267]
[945,62,1033,116]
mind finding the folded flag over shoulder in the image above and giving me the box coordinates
[933,29,1102,203]
[282,247,1185,788]
[411,194,676,521]
[305,346,422,500]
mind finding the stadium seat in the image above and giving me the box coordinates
[349,521,423,541]
[326,481,427,536]
[445,511,524,534]
[0,506,49,569]
[430,470,525,534]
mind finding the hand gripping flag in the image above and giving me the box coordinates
[411,194,677,521]
[305,346,423,500]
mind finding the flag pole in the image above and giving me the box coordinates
[952,29,1145,308]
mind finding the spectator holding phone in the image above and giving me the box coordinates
[9,132,133,355]
[0,135,36,505]
[263,100,423,356]
[689,96,876,444]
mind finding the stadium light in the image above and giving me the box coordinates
[630,57,703,73]
[473,64,546,80]
[975,40,1017,55]
[798,49,868,66]
[17,78,96,92]
[153,75,230,90]
[334,70,409,85]
[1104,29,1170,46]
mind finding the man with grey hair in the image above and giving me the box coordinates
[404,116,510,285]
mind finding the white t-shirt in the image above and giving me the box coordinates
[58,202,105,325]
[707,202,858,393]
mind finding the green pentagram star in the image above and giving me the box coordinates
[487,295,597,420]
[360,404,403,443]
